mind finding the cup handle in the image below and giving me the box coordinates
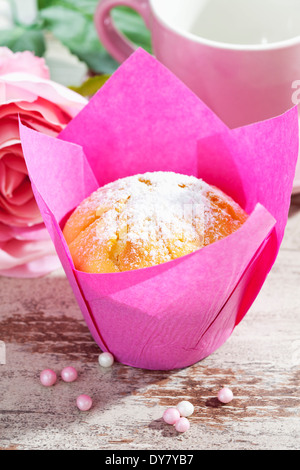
[94,0,151,63]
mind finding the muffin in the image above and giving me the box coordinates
[63,172,248,273]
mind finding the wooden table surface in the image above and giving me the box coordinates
[0,194,299,451]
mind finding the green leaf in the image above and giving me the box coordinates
[112,6,152,53]
[2,0,151,74]
[37,1,151,73]
[38,0,97,17]
[69,74,110,97]
[38,4,116,73]
[74,50,118,75]
[0,27,46,57]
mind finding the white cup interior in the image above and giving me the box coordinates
[150,0,300,46]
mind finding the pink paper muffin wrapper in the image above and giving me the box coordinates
[20,49,298,370]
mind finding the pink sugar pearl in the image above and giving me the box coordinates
[76,394,93,411]
[163,408,181,425]
[175,417,190,433]
[40,369,57,387]
[217,387,234,404]
[61,366,78,383]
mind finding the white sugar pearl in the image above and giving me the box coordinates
[176,400,194,417]
[98,352,114,368]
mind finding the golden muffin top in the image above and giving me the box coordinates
[63,172,248,273]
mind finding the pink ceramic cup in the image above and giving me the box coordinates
[95,0,300,129]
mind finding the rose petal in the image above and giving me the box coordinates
[0,238,53,262]
[0,52,86,277]
[0,222,13,241]
[17,98,70,127]
[1,152,27,174]
[0,192,41,226]
[0,47,49,79]
[0,103,21,119]
[0,79,38,104]
[0,160,25,197]
[23,117,63,137]
[0,141,23,157]
[0,104,66,132]
[1,114,63,141]
[0,117,20,149]
[0,254,61,278]
[1,73,87,116]
[10,223,51,241]
[0,236,61,276]
[5,178,33,206]
[0,222,54,242]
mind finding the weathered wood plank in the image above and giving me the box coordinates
[0,197,299,450]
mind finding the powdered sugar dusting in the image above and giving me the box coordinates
[66,172,247,272]
[95,172,207,241]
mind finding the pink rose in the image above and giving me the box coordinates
[0,47,87,277]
